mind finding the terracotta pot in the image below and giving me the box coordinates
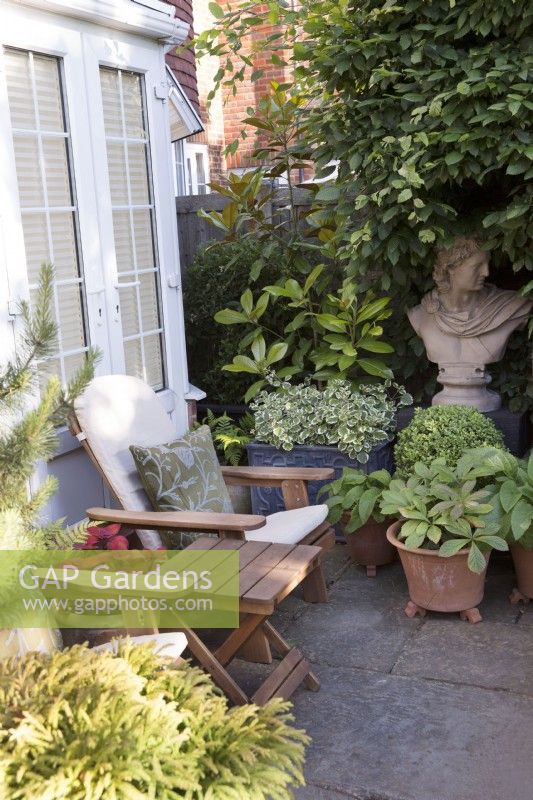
[341,513,395,576]
[386,520,490,621]
[510,542,533,601]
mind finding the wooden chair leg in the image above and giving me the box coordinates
[302,563,328,603]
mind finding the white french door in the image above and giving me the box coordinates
[0,4,188,416]
[0,2,190,522]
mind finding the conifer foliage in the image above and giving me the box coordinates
[0,640,308,799]
[0,264,99,549]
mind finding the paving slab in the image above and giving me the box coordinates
[276,587,423,672]
[291,665,533,800]
[391,618,533,695]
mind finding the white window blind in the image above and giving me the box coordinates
[100,67,165,391]
[5,48,89,384]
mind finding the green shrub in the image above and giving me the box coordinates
[394,405,505,478]
[183,239,290,403]
[0,640,308,800]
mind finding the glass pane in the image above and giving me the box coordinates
[21,213,49,284]
[118,285,139,337]
[6,48,89,386]
[42,136,72,206]
[122,73,145,138]
[57,284,86,351]
[38,357,61,393]
[139,272,159,331]
[12,135,43,207]
[196,152,206,185]
[33,55,64,131]
[113,211,135,273]
[107,141,128,204]
[128,143,150,204]
[49,212,79,280]
[4,49,35,129]
[63,352,86,377]
[100,66,166,390]
[124,339,143,380]
[144,334,163,390]
[132,210,155,269]
[100,69,122,137]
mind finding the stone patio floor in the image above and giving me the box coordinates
[230,544,533,800]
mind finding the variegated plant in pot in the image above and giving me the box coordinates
[461,447,533,603]
[319,468,395,576]
[380,457,507,623]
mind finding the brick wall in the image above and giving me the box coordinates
[222,2,292,171]
[189,0,227,183]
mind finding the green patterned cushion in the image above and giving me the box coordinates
[130,425,233,549]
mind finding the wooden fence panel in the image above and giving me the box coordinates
[175,188,312,273]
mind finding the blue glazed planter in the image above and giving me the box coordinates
[246,440,394,523]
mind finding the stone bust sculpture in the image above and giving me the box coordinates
[408,237,532,411]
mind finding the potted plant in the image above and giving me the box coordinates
[460,447,533,603]
[247,378,412,516]
[380,458,507,622]
[319,468,395,576]
[0,640,308,798]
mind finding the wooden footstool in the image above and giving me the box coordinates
[182,537,322,705]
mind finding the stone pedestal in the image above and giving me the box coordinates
[433,363,501,412]
[395,406,530,458]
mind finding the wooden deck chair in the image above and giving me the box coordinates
[68,375,334,669]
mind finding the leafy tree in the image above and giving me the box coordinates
[0,264,99,549]
[193,0,532,408]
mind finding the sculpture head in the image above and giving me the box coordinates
[433,237,489,295]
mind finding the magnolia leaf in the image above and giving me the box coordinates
[244,379,266,403]
[208,2,224,18]
[240,288,253,315]
[251,335,266,362]
[358,358,393,378]
[266,342,288,365]
[223,355,260,374]
[316,314,347,332]
[214,308,247,325]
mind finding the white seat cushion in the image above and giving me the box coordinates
[245,504,328,546]
[92,632,187,660]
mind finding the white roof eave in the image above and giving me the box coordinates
[15,0,190,45]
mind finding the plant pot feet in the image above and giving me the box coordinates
[509,588,530,605]
[404,601,426,618]
[459,608,482,624]
[366,565,377,577]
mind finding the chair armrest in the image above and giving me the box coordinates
[86,507,266,532]
[221,466,334,487]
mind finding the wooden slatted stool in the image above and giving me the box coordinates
[180,537,321,705]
